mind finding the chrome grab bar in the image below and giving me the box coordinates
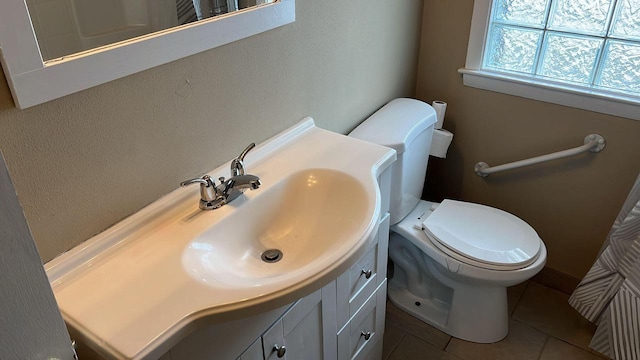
[474,134,606,177]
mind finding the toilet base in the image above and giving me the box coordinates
[388,270,509,344]
[388,280,450,328]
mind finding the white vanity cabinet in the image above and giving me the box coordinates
[234,169,393,360]
[332,167,391,360]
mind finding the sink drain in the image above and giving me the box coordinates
[261,249,283,263]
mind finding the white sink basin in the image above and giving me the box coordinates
[184,169,370,288]
[45,118,395,360]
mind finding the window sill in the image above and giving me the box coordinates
[458,69,640,121]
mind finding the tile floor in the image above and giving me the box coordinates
[382,281,609,360]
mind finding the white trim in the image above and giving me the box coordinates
[461,0,640,121]
[459,69,640,121]
[0,0,295,109]
[464,0,491,69]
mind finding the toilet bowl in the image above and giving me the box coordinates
[388,200,546,343]
[349,98,547,343]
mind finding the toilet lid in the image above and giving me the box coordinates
[422,200,541,269]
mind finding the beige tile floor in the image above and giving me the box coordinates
[382,281,609,360]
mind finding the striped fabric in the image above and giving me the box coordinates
[569,174,640,359]
[176,0,235,25]
[177,0,198,25]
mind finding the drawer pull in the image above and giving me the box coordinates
[360,331,372,341]
[272,344,286,358]
[361,269,373,279]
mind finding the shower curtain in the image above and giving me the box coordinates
[176,0,233,24]
[569,174,640,360]
[177,0,198,24]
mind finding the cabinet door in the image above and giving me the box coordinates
[262,318,285,360]
[281,290,323,360]
[262,284,337,360]
[237,338,263,360]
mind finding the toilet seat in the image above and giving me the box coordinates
[423,200,541,271]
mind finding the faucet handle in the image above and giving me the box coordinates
[180,175,217,202]
[180,175,214,187]
[230,142,256,176]
[237,142,256,161]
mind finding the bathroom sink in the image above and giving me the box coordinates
[183,169,370,288]
[45,118,395,360]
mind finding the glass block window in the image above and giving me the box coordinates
[484,0,640,97]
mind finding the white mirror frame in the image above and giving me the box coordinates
[0,0,295,109]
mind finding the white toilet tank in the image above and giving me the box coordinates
[349,98,437,224]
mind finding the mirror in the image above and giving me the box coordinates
[0,0,294,108]
[25,0,275,61]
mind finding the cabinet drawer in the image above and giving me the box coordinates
[337,214,390,329]
[337,280,387,360]
[350,243,378,300]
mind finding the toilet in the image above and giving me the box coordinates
[349,98,546,343]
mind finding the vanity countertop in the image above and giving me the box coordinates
[45,118,396,360]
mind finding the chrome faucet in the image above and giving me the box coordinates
[180,143,262,210]
[230,142,255,176]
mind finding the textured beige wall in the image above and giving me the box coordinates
[417,0,640,279]
[0,0,424,262]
